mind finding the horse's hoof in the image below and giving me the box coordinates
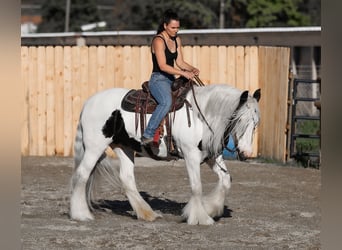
[70,212,94,221]
[186,215,215,225]
[138,210,163,221]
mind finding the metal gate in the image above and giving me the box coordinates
[288,78,321,167]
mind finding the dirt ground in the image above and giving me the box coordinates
[21,156,321,249]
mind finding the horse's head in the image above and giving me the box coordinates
[228,89,261,161]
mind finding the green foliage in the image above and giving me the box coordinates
[245,0,311,27]
[105,0,218,31]
[37,0,101,32]
[36,0,319,32]
[295,120,320,168]
[295,120,320,153]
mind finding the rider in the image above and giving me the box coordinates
[141,9,200,145]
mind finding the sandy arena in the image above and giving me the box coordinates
[21,156,320,249]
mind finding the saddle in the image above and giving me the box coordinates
[122,76,192,113]
[121,76,195,157]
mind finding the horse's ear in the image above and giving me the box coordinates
[239,91,249,106]
[253,89,261,102]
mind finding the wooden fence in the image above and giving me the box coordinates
[21,45,290,162]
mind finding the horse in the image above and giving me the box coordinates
[69,81,261,225]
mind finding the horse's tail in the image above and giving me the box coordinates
[73,120,85,170]
[86,155,122,210]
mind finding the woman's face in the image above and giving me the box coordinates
[164,19,180,38]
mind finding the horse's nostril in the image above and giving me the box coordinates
[238,152,247,161]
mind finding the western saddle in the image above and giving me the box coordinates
[121,76,204,157]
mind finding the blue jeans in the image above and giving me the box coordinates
[143,72,173,138]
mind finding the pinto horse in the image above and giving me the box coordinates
[70,82,261,225]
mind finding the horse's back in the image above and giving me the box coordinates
[83,88,129,113]
[80,88,130,128]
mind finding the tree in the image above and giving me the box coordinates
[35,0,319,33]
[103,0,218,31]
[37,0,101,32]
[226,0,249,28]
[299,0,321,26]
[245,0,311,27]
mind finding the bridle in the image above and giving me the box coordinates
[191,76,242,156]
[190,76,252,172]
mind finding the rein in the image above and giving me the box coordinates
[191,76,214,134]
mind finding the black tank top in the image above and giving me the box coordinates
[152,35,178,80]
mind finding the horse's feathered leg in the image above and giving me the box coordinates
[114,147,162,221]
[182,148,215,225]
[70,144,107,221]
[202,155,231,218]
[70,113,111,221]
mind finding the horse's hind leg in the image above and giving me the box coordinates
[114,147,162,221]
[70,146,107,221]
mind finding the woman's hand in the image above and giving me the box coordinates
[191,67,200,76]
[182,70,196,80]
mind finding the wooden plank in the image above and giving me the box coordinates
[249,46,259,157]
[71,46,82,155]
[122,46,133,88]
[113,46,123,87]
[277,47,290,161]
[257,46,268,157]
[249,46,259,91]
[182,45,192,66]
[198,46,211,84]
[21,47,29,155]
[264,47,275,158]
[131,46,140,88]
[209,46,219,84]
[227,46,236,86]
[217,46,227,83]
[63,46,73,156]
[45,46,55,156]
[97,46,106,91]
[266,47,278,159]
[88,46,98,96]
[37,47,47,155]
[140,46,152,83]
[271,47,280,159]
[80,46,89,105]
[54,46,64,155]
[192,46,201,77]
[244,46,251,90]
[28,47,38,155]
[105,46,115,89]
[235,46,245,90]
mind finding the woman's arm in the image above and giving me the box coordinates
[153,37,197,79]
[175,37,200,75]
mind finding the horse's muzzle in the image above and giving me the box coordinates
[237,150,248,161]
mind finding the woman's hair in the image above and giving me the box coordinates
[156,9,179,34]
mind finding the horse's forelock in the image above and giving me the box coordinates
[230,97,260,142]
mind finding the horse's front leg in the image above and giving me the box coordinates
[202,154,232,218]
[182,148,215,225]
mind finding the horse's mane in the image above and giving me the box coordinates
[189,84,257,156]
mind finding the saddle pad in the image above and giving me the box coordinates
[121,89,157,113]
